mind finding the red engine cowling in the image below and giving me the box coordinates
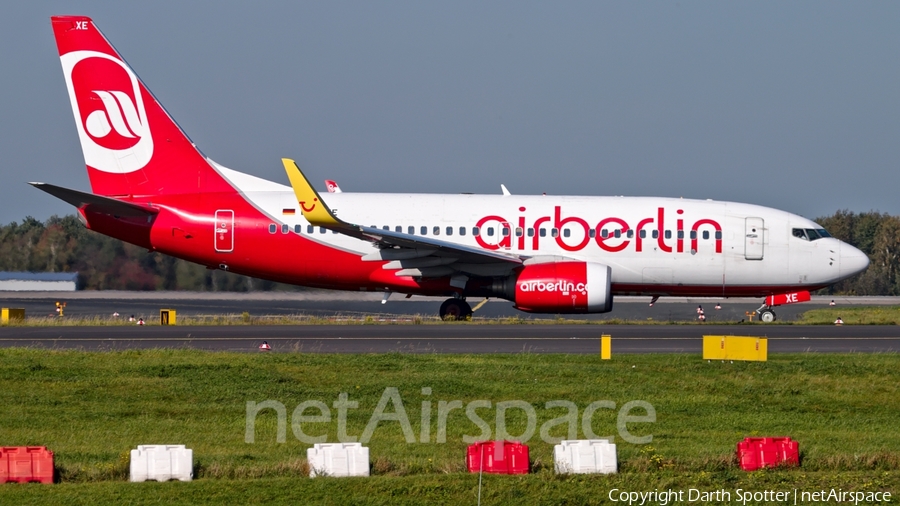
[513,262,612,313]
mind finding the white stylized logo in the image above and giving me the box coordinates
[519,280,587,294]
[59,50,153,173]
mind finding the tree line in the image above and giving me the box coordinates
[0,212,896,293]
[0,215,293,291]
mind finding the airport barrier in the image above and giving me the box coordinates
[160,309,177,326]
[0,446,54,484]
[466,441,529,475]
[600,335,611,360]
[129,445,193,482]
[307,443,370,477]
[703,335,767,362]
[1,308,25,325]
[737,437,799,471]
[553,439,617,474]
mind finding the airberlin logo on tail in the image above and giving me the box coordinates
[84,90,144,142]
[59,50,153,173]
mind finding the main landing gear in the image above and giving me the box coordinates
[439,298,473,321]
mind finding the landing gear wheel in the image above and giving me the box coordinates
[439,299,472,321]
[759,309,776,323]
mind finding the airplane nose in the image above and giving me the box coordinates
[840,243,870,278]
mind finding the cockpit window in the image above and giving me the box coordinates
[792,228,832,241]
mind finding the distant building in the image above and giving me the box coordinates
[0,272,78,291]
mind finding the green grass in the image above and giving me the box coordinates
[798,306,900,325]
[0,350,898,504]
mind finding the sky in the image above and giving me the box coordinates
[2,1,898,225]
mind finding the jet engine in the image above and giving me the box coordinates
[491,262,613,313]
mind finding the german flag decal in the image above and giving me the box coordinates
[282,208,296,215]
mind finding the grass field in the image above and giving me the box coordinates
[0,349,897,504]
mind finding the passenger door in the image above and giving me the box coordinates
[744,217,764,260]
[215,210,234,253]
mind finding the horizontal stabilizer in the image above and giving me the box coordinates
[29,183,158,217]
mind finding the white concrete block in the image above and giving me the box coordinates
[130,444,193,482]
[554,439,617,474]
[307,443,370,477]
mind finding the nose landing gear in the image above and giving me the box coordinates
[756,304,777,322]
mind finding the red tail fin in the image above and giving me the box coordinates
[52,16,226,197]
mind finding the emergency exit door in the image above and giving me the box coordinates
[215,210,234,253]
[744,217,764,260]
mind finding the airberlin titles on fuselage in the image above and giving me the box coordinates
[474,206,723,254]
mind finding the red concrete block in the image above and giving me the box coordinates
[737,437,799,471]
[0,446,54,484]
[467,441,529,475]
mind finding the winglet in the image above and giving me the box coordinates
[282,158,340,226]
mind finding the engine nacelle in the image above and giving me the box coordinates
[510,262,612,313]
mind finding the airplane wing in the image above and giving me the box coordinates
[282,159,524,283]
[30,183,159,218]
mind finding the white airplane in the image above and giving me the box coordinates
[36,15,869,320]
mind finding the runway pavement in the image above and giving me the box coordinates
[1,292,897,353]
[1,292,892,322]
[1,324,898,353]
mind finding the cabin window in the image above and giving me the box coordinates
[282,224,289,234]
[294,224,302,234]
[702,230,709,240]
[527,228,534,237]
[487,227,495,237]
[473,227,480,236]
[639,230,646,239]
[715,231,722,240]
[601,229,608,239]
[459,226,466,236]
[690,230,697,240]
[307,225,314,234]
[320,227,326,234]
[332,229,338,234]
[539,228,546,237]
[383,225,390,231]
[516,227,523,237]
[395,226,402,233]
[563,229,571,238]
[589,229,595,238]
[408,226,415,235]
[652,230,659,239]
[433,226,440,236]
[502,227,510,237]
[626,229,634,238]
[551,228,559,238]
[269,224,277,234]
[446,226,453,236]
[614,229,621,239]
[665,230,672,239]
[421,226,428,235]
